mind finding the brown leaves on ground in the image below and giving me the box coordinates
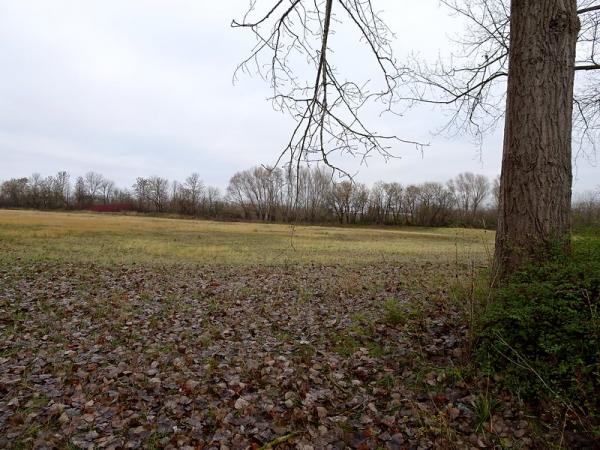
[0,261,533,449]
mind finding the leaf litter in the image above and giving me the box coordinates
[0,260,536,449]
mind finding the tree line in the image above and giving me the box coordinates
[1,167,598,229]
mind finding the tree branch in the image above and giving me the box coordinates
[578,4,600,14]
[233,0,426,178]
[575,63,600,70]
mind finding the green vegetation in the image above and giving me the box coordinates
[471,390,500,433]
[476,233,600,434]
[382,298,406,326]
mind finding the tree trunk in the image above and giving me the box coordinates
[494,0,580,279]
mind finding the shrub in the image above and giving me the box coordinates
[477,236,600,430]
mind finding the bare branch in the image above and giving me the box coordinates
[233,0,426,178]
[578,4,600,14]
[575,63,600,70]
[405,0,599,151]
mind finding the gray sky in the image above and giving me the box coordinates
[0,1,597,192]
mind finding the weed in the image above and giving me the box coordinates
[64,444,83,450]
[382,299,406,326]
[367,341,387,358]
[296,343,316,362]
[350,311,369,323]
[471,390,500,432]
[333,333,361,357]
[377,374,395,389]
[297,285,314,303]
[145,432,169,450]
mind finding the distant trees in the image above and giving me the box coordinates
[1,169,597,230]
[449,173,491,223]
[132,177,150,211]
[224,167,494,227]
[1,177,29,207]
[53,171,71,207]
[0,171,223,216]
[572,190,600,228]
[83,171,104,200]
[179,173,205,215]
[0,172,72,210]
[226,167,286,221]
[147,176,170,212]
[74,176,87,207]
[99,178,115,205]
[293,166,331,222]
[369,182,406,225]
[205,186,222,217]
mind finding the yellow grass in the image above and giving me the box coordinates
[0,210,495,266]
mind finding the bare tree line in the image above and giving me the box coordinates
[0,172,225,217]
[2,168,598,229]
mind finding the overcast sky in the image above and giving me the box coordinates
[0,0,597,192]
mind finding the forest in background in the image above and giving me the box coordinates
[1,166,599,229]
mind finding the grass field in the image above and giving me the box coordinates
[2,210,549,449]
[0,210,494,266]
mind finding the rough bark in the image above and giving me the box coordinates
[494,0,580,279]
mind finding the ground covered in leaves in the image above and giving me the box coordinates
[1,257,544,450]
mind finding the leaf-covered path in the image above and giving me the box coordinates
[1,261,533,449]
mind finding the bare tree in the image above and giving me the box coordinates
[112,187,133,205]
[368,181,403,224]
[574,0,600,150]
[205,186,222,217]
[385,182,404,224]
[227,172,251,218]
[227,167,285,221]
[183,173,205,215]
[100,179,116,205]
[27,173,44,209]
[293,166,333,221]
[74,176,88,207]
[369,181,388,225]
[235,0,599,277]
[51,171,71,207]
[403,184,421,226]
[147,176,170,212]
[233,0,425,176]
[406,0,599,143]
[417,182,455,227]
[329,180,353,224]
[0,178,29,207]
[450,172,490,219]
[496,0,584,275]
[84,171,105,202]
[351,182,370,222]
[133,177,150,212]
[405,0,599,275]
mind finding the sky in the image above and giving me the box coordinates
[0,0,597,192]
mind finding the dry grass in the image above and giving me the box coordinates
[1,210,526,449]
[0,210,494,266]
